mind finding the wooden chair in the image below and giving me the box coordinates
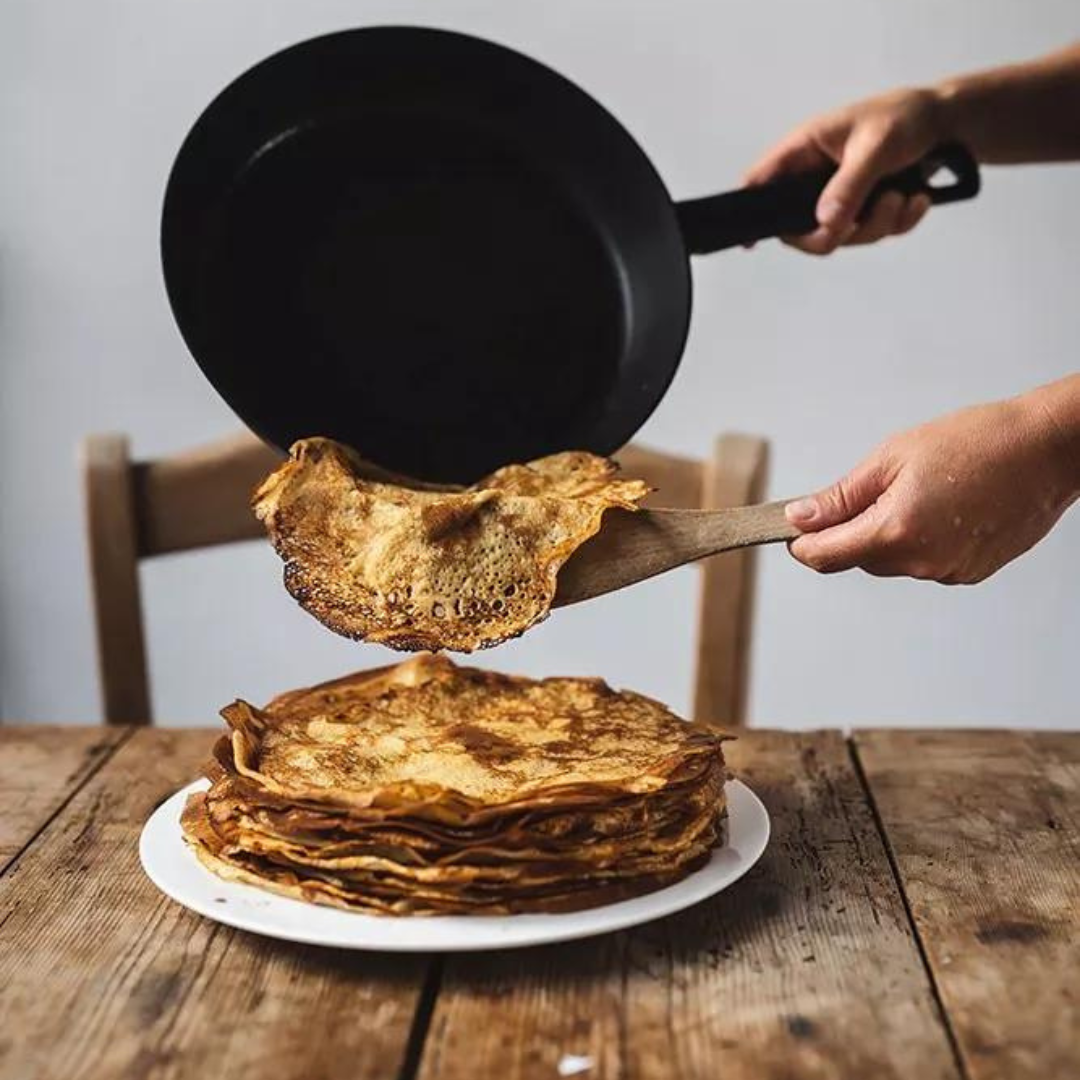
[82,432,770,727]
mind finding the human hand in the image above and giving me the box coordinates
[785,389,1080,583]
[745,87,950,254]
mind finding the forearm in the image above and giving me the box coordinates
[933,43,1080,164]
[1020,374,1080,502]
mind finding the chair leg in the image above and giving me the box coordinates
[82,434,152,725]
[693,434,769,729]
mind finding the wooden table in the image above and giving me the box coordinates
[0,726,1076,1080]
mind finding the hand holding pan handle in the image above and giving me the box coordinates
[676,142,980,254]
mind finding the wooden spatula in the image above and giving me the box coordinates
[553,501,802,607]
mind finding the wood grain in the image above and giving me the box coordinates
[0,728,427,1080]
[418,730,959,1080]
[854,729,1080,1080]
[0,725,128,871]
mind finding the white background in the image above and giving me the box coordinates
[2,1,1077,728]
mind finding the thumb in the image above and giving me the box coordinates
[815,125,899,234]
[786,456,885,532]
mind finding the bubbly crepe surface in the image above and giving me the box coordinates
[225,653,719,805]
[252,438,649,651]
[181,656,730,915]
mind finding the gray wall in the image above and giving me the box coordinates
[2,0,1077,728]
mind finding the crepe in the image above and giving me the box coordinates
[252,438,649,651]
[182,655,729,915]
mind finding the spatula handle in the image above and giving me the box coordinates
[709,499,802,551]
[553,499,806,607]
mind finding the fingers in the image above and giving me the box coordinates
[815,123,897,236]
[785,457,895,575]
[845,192,931,246]
[786,456,886,533]
[845,191,908,245]
[746,115,934,255]
[788,509,887,574]
[743,134,833,249]
[786,114,933,254]
[743,132,831,187]
[896,192,932,235]
[782,191,931,254]
[780,222,857,255]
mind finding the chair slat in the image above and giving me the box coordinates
[693,434,769,727]
[82,434,153,725]
[134,433,281,557]
[615,444,703,509]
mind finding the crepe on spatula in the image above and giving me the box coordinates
[252,438,648,651]
[181,654,729,915]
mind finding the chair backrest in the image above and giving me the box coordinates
[82,432,769,727]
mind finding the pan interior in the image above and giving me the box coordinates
[163,29,690,483]
[198,113,626,481]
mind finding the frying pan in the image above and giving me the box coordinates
[162,27,979,483]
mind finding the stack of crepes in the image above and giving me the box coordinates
[182,654,729,915]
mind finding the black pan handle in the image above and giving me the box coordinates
[676,142,980,255]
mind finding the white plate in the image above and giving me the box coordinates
[140,779,768,952]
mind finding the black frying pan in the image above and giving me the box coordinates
[162,27,979,482]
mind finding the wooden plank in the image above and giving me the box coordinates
[0,728,427,1080]
[419,731,959,1080]
[0,725,128,871]
[854,729,1080,1080]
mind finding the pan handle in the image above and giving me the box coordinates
[675,142,980,255]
